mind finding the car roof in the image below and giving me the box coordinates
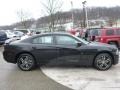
[33,32,71,37]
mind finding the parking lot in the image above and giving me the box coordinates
[0,46,120,90]
[42,63,120,90]
[0,47,71,90]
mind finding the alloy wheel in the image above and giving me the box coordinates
[17,54,35,71]
[94,53,112,70]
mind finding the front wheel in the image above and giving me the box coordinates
[94,53,113,71]
[17,53,36,71]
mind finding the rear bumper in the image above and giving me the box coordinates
[3,51,16,63]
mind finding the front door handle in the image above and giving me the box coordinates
[32,47,36,49]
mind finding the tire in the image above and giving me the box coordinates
[17,53,36,71]
[94,53,113,71]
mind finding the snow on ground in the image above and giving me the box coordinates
[41,52,120,90]
[41,65,120,90]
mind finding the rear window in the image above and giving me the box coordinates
[106,29,114,36]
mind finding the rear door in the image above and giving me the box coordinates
[31,35,59,64]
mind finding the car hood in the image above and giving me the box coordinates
[88,42,117,49]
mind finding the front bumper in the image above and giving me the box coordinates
[112,50,119,65]
[113,54,119,65]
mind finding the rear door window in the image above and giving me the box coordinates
[106,29,114,36]
[32,35,53,44]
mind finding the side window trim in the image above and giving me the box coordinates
[55,35,78,45]
[32,35,54,44]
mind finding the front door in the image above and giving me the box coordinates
[55,35,81,65]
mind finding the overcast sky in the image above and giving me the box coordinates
[0,0,120,26]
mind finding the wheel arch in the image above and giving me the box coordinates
[15,51,37,64]
[93,51,114,65]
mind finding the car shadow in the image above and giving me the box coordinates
[42,63,92,69]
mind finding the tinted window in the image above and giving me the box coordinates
[116,29,120,35]
[33,36,53,44]
[88,29,101,36]
[56,35,77,45]
[106,29,114,35]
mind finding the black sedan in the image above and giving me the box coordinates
[3,33,119,71]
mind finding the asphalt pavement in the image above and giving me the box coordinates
[0,47,72,90]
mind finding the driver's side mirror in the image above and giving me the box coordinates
[77,42,82,47]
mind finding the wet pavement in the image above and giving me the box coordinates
[42,65,120,90]
[0,47,71,90]
[41,53,120,90]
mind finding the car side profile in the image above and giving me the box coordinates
[3,33,119,71]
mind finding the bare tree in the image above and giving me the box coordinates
[41,0,63,32]
[16,9,33,29]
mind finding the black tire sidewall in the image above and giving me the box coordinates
[17,53,35,71]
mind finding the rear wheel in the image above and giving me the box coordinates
[17,53,36,71]
[94,53,113,71]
